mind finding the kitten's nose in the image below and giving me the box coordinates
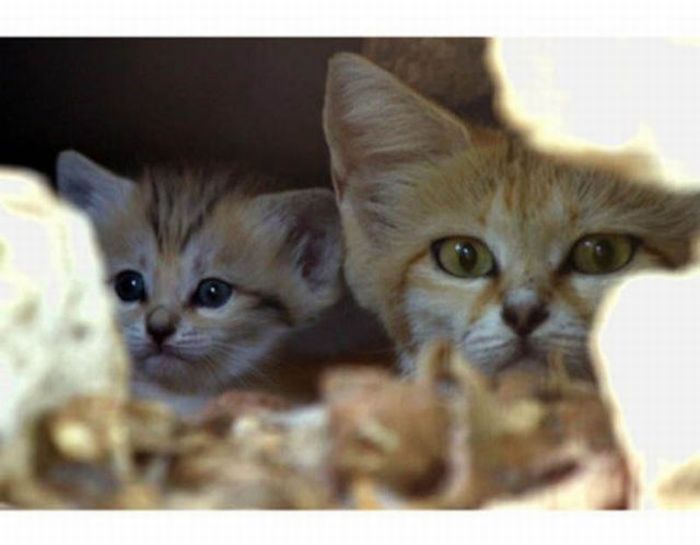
[146,306,177,345]
[501,291,549,337]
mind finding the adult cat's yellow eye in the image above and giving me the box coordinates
[432,237,495,278]
[570,234,635,274]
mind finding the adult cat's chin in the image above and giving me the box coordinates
[400,336,595,382]
[464,341,548,377]
[469,341,596,382]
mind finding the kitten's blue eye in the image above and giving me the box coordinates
[193,278,233,308]
[114,270,146,302]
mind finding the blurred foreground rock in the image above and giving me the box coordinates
[0,171,631,508]
[0,336,632,508]
[0,167,129,500]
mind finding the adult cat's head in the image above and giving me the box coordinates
[56,151,342,394]
[323,53,700,378]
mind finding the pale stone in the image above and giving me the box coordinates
[0,167,129,480]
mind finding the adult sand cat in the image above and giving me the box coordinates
[323,53,700,380]
[56,151,345,413]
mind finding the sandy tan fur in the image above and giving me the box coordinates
[323,53,700,377]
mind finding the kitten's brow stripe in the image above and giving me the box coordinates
[147,174,163,248]
[179,193,220,251]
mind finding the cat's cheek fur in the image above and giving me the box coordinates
[109,282,293,395]
[400,259,611,376]
[401,260,490,368]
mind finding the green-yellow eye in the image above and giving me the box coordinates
[569,234,635,274]
[432,237,495,278]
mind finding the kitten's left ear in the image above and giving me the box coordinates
[55,150,134,225]
[254,188,343,301]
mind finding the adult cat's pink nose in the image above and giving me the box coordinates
[501,291,549,336]
[146,306,177,345]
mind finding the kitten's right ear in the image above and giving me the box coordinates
[323,53,471,198]
[56,150,134,223]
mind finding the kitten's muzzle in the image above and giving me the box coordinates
[146,306,178,345]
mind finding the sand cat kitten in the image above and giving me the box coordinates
[323,53,700,379]
[56,151,343,412]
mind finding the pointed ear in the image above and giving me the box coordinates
[55,150,134,223]
[254,188,343,297]
[323,52,471,198]
[652,189,700,269]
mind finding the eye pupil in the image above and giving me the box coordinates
[433,237,495,278]
[194,278,233,308]
[570,234,635,274]
[203,284,219,303]
[456,242,477,270]
[114,270,145,302]
[593,239,614,268]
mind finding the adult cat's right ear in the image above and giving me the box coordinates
[323,53,471,199]
[56,150,134,224]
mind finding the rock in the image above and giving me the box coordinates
[0,167,129,485]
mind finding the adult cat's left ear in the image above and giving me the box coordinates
[254,188,343,305]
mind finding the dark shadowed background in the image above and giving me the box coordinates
[0,39,363,187]
[0,38,495,188]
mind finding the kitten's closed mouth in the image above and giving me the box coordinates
[142,348,192,368]
[158,345,181,357]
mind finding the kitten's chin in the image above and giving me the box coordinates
[140,353,187,371]
[133,353,219,395]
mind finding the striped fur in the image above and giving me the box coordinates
[56,152,342,400]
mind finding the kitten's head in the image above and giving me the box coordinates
[323,53,700,378]
[56,152,342,393]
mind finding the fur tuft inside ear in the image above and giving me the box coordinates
[253,188,343,296]
[323,52,471,197]
[56,150,134,223]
